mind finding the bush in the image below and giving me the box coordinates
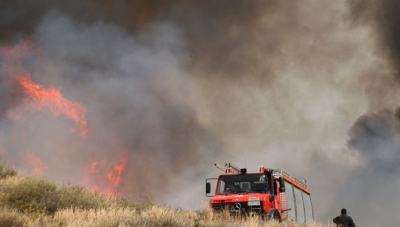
[0,176,58,214]
[0,162,17,180]
[0,176,111,215]
[56,185,108,210]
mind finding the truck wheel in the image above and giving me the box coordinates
[264,208,281,222]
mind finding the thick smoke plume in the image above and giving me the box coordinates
[349,0,400,79]
[1,1,400,226]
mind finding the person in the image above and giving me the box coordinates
[333,208,356,227]
[225,183,239,193]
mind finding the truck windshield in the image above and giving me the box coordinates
[217,174,268,194]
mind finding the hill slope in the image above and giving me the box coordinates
[0,162,330,227]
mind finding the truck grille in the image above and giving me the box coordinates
[212,202,263,214]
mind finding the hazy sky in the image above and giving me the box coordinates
[1,1,400,226]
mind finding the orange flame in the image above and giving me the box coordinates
[0,39,88,136]
[82,155,127,197]
[15,76,88,136]
[105,157,126,185]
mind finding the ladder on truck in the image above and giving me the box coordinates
[214,163,241,174]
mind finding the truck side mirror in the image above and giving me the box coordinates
[206,182,211,194]
[269,194,274,202]
[264,169,273,175]
[205,178,217,197]
[279,177,285,192]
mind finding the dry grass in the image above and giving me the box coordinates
[0,206,335,227]
[0,162,334,227]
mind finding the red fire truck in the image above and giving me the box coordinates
[206,163,314,225]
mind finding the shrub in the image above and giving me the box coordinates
[0,162,17,180]
[0,176,58,214]
[0,176,112,215]
[56,185,108,210]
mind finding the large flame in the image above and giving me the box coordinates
[14,76,88,136]
[82,155,127,197]
[0,39,88,136]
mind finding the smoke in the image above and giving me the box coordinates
[1,8,216,194]
[332,110,400,227]
[1,0,400,226]
[348,0,400,79]
[348,110,400,172]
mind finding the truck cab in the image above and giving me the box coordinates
[206,163,313,225]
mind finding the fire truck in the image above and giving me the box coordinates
[206,163,314,225]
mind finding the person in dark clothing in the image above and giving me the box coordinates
[333,208,356,227]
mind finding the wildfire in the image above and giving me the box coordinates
[1,39,127,197]
[0,39,88,136]
[82,155,127,197]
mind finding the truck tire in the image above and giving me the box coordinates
[264,208,281,222]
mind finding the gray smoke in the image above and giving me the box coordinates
[1,9,219,196]
[338,110,400,227]
[348,0,400,79]
[1,1,400,226]
[348,110,400,173]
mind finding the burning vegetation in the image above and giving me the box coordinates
[0,39,127,197]
[82,155,127,197]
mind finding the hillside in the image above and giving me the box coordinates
[0,162,333,227]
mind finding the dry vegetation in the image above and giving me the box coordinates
[0,162,333,227]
